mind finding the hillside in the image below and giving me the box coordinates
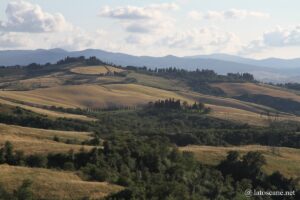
[180,145,300,178]
[0,57,299,199]
[2,49,300,83]
[1,59,300,126]
[211,82,300,102]
[0,123,93,154]
[0,165,122,200]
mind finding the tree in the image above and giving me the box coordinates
[241,151,266,179]
[3,141,15,165]
[26,154,47,168]
[14,179,35,200]
[0,148,4,164]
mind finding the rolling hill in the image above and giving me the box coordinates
[1,60,300,126]
[0,123,93,154]
[180,145,300,178]
[0,165,122,200]
[0,57,299,199]
[1,48,300,82]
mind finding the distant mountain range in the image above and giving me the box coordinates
[0,48,300,83]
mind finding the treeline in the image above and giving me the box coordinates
[168,128,300,148]
[126,66,255,95]
[276,82,300,91]
[235,94,300,115]
[126,66,255,83]
[0,56,107,69]
[56,56,105,66]
[2,104,300,148]
[1,136,298,200]
[0,106,91,131]
[148,99,210,113]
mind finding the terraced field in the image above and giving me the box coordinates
[0,165,122,200]
[180,145,300,178]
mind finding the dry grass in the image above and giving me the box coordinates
[0,123,93,154]
[207,104,300,126]
[0,164,123,200]
[0,84,193,108]
[179,91,300,126]
[2,82,300,126]
[211,82,300,102]
[180,145,300,178]
[0,98,96,121]
[17,76,63,88]
[127,72,188,91]
[207,104,271,126]
[70,65,124,75]
[106,66,125,73]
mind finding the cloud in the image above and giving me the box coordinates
[0,32,31,48]
[158,27,241,53]
[187,11,202,20]
[99,3,178,34]
[99,3,178,20]
[0,0,72,33]
[124,19,175,34]
[241,25,300,55]
[125,35,153,45]
[188,9,270,20]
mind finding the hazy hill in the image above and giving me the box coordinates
[187,53,300,69]
[2,49,300,82]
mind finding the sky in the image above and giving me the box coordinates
[0,0,299,59]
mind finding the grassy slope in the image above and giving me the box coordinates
[127,72,188,91]
[0,164,122,200]
[0,84,194,108]
[211,82,300,102]
[180,145,300,178]
[1,84,300,126]
[0,98,96,121]
[2,66,300,126]
[0,123,93,154]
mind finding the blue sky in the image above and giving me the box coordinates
[0,0,299,58]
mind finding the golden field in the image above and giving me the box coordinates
[211,82,300,102]
[1,81,300,126]
[0,98,96,121]
[0,83,193,108]
[0,164,122,200]
[0,123,93,154]
[180,145,300,178]
[70,65,124,75]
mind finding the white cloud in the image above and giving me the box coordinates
[99,3,178,20]
[0,0,72,33]
[0,32,31,48]
[124,19,175,34]
[188,9,270,20]
[99,3,178,34]
[241,25,300,55]
[188,11,202,20]
[125,35,153,45]
[158,27,241,53]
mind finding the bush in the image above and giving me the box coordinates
[26,154,47,168]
